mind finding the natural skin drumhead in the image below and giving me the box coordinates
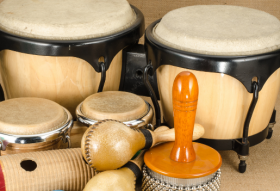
[0,0,136,40]
[154,5,280,56]
[81,91,147,122]
[0,97,67,135]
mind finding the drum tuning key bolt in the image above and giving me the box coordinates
[98,62,106,93]
[234,81,259,173]
[0,84,4,102]
[266,109,276,139]
[143,62,162,127]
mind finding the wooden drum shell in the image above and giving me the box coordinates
[0,49,123,117]
[157,65,280,139]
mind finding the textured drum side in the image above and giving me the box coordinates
[0,148,95,191]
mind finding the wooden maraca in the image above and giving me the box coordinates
[142,71,222,191]
[83,150,145,191]
[81,120,204,171]
[82,126,169,191]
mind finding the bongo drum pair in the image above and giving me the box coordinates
[0,0,145,117]
[0,97,73,155]
[140,5,280,173]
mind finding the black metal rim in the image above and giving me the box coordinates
[195,125,269,151]
[0,5,145,72]
[144,19,280,93]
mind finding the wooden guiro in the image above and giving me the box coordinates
[142,71,222,191]
[0,148,95,191]
[81,120,204,171]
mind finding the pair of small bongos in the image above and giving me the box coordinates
[0,97,73,155]
[76,91,153,129]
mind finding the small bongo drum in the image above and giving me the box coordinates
[0,97,73,155]
[0,0,144,117]
[142,72,222,191]
[76,91,153,129]
[144,5,280,172]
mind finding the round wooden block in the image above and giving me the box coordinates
[144,142,222,179]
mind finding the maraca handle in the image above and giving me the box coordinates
[170,71,199,163]
[152,124,204,145]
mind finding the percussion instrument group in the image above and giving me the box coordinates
[0,0,280,190]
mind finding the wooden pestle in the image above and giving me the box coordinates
[143,71,222,185]
[170,71,198,163]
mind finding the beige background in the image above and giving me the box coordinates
[128,0,280,44]
[130,1,280,190]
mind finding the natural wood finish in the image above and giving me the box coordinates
[83,168,135,191]
[157,65,280,139]
[81,120,204,171]
[170,71,198,163]
[155,126,170,132]
[128,0,280,44]
[130,150,145,171]
[81,120,146,171]
[0,49,123,117]
[145,71,222,178]
[153,124,204,145]
[0,139,62,155]
[83,151,145,191]
[144,71,222,178]
[0,148,95,191]
[70,121,88,148]
[144,142,222,178]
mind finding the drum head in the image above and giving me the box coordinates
[0,0,136,40]
[81,91,148,122]
[154,5,280,56]
[0,98,68,135]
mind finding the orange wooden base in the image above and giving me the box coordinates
[144,142,222,179]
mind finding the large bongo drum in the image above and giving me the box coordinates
[76,91,153,129]
[0,97,73,155]
[0,0,144,117]
[143,5,280,172]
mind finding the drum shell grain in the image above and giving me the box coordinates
[0,49,123,117]
[157,65,280,139]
